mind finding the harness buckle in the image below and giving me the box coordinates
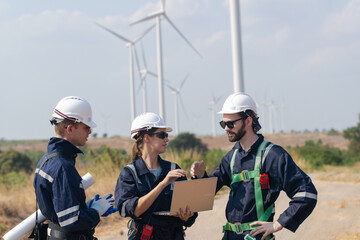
[241,170,250,182]
[233,222,243,234]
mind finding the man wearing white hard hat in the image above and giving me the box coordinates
[33,96,117,240]
[191,92,317,240]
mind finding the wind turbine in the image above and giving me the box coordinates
[138,41,159,113]
[209,94,222,137]
[166,73,190,135]
[131,0,202,122]
[95,22,155,121]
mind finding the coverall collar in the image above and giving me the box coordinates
[234,134,265,154]
[47,137,83,162]
[135,156,167,176]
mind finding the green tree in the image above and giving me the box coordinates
[0,149,32,174]
[343,121,360,155]
[168,132,208,153]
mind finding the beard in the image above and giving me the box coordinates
[227,123,246,142]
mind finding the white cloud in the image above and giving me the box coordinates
[201,30,229,47]
[322,0,360,36]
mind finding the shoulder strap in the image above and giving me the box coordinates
[39,152,61,170]
[230,149,238,176]
[261,143,274,171]
[126,163,142,185]
[170,162,176,190]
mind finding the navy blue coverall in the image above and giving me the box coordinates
[115,156,198,240]
[34,137,100,240]
[208,135,317,240]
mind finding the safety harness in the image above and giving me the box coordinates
[222,140,274,240]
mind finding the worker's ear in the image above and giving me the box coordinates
[246,116,254,129]
[143,134,151,143]
[65,124,74,135]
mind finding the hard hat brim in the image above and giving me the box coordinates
[83,120,97,128]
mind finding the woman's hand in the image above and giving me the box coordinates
[176,205,194,222]
[161,169,186,187]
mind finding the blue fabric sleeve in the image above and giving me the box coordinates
[52,165,99,232]
[274,148,317,232]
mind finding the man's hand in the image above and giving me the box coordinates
[176,205,194,222]
[249,221,283,240]
[190,160,205,179]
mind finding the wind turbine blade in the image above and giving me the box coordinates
[161,0,166,11]
[179,73,190,90]
[133,46,143,80]
[140,41,148,69]
[133,24,156,43]
[164,15,203,58]
[179,95,189,119]
[148,71,158,78]
[136,79,143,94]
[131,12,162,26]
[166,84,177,92]
[94,22,132,43]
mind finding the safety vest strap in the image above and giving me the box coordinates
[225,139,275,238]
[222,204,274,238]
[254,140,269,218]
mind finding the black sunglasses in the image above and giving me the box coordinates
[219,118,243,129]
[148,132,169,139]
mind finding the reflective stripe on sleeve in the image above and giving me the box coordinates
[57,205,80,218]
[59,214,79,227]
[121,199,130,217]
[170,162,176,191]
[293,192,317,200]
[35,168,54,183]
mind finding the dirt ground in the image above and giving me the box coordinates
[98,175,360,240]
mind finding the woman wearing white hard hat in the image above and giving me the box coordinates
[115,112,197,240]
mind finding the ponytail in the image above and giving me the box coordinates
[131,128,158,161]
[132,140,143,161]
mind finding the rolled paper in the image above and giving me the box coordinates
[3,172,95,240]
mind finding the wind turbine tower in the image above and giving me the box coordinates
[131,0,202,122]
[139,41,158,113]
[95,22,154,121]
[229,0,245,93]
[210,94,221,137]
[167,74,189,135]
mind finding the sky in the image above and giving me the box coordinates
[0,0,359,140]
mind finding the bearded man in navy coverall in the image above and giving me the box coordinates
[34,96,116,240]
[191,92,317,240]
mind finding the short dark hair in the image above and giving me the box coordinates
[238,110,261,133]
[52,118,78,137]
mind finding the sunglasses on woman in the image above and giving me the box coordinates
[219,118,243,129]
[148,132,169,139]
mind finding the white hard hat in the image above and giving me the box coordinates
[52,96,96,128]
[131,112,172,139]
[218,92,257,114]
